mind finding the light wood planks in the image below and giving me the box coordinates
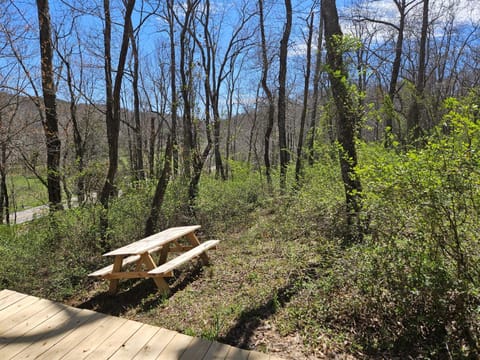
[88,245,165,278]
[88,254,141,277]
[148,240,220,275]
[132,327,177,359]
[104,225,201,256]
[0,289,279,360]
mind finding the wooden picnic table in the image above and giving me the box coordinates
[88,225,219,295]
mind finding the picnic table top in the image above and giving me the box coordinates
[103,225,201,257]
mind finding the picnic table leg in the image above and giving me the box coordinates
[108,256,124,295]
[140,253,170,295]
[185,232,210,264]
[158,244,170,265]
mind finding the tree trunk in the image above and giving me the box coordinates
[307,9,324,165]
[258,0,275,185]
[248,84,261,165]
[145,136,173,237]
[167,0,179,176]
[99,0,136,208]
[149,117,155,177]
[60,54,86,204]
[385,0,407,146]
[128,19,145,181]
[213,106,225,180]
[278,0,292,190]
[0,141,9,225]
[295,11,314,185]
[36,0,62,211]
[407,0,429,143]
[322,0,363,244]
[179,1,198,180]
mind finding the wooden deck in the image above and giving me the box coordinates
[0,289,282,359]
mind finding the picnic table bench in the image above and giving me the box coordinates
[88,225,219,295]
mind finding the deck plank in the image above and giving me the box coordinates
[0,291,28,311]
[0,301,65,348]
[0,306,83,358]
[82,318,143,359]
[10,308,103,359]
[203,341,233,360]
[0,290,283,360]
[179,337,212,359]
[60,316,128,360]
[131,327,177,360]
[0,295,41,328]
[108,323,160,359]
[0,289,18,301]
[226,345,251,360]
[34,310,107,359]
[155,332,194,359]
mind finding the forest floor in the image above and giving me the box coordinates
[65,216,348,359]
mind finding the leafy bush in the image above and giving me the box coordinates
[351,93,480,356]
[0,206,101,300]
[195,161,267,233]
[278,93,480,358]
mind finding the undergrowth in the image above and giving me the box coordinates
[0,94,479,358]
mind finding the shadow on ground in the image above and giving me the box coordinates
[78,262,206,316]
[218,264,319,350]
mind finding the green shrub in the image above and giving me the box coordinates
[351,93,480,356]
[0,206,102,300]
[195,161,267,233]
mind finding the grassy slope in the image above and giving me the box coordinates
[67,210,327,359]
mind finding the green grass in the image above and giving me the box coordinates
[8,174,48,209]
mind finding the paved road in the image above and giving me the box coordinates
[12,204,50,224]
[7,193,97,224]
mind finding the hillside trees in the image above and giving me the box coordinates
[0,0,478,230]
[352,0,422,143]
[194,0,254,181]
[307,8,324,164]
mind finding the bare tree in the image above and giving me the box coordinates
[194,0,253,180]
[54,22,90,204]
[166,0,179,175]
[295,9,315,184]
[278,0,292,190]
[0,95,20,224]
[99,0,136,208]
[145,135,173,236]
[127,16,145,181]
[258,0,275,185]
[36,0,62,211]
[307,7,324,164]
[177,0,200,181]
[322,0,363,243]
[352,0,421,144]
[407,0,429,142]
